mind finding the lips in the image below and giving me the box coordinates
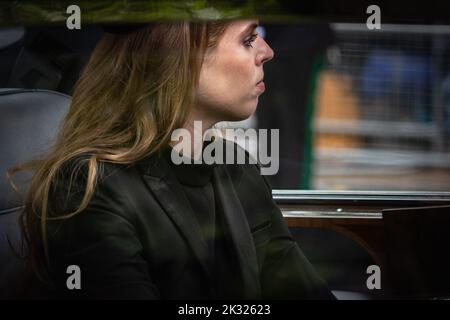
[256,80,265,92]
[255,74,265,92]
[256,72,264,84]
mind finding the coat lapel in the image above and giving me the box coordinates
[212,165,261,299]
[139,153,214,294]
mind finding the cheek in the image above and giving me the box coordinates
[196,50,258,120]
[220,55,259,117]
[204,53,254,104]
[221,54,253,95]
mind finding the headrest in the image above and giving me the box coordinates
[0,89,70,213]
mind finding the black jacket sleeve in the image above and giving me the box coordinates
[258,171,336,300]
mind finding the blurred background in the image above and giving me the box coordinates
[257,23,450,191]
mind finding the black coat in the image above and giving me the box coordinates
[44,140,334,300]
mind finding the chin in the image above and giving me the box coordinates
[230,100,258,121]
[212,99,258,122]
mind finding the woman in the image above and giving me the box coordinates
[15,19,334,299]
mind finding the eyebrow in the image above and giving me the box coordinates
[240,22,259,36]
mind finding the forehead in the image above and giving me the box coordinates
[202,20,258,63]
[223,20,259,37]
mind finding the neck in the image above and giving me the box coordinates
[170,113,217,161]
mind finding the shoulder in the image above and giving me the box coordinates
[49,154,141,219]
[220,139,280,231]
[46,155,143,263]
[223,138,270,179]
[220,138,274,201]
[58,154,138,183]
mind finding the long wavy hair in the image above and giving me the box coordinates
[8,20,231,284]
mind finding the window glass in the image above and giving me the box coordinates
[227,23,450,191]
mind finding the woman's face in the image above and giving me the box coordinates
[196,20,274,124]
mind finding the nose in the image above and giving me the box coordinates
[257,38,274,66]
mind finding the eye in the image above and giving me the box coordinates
[244,33,258,48]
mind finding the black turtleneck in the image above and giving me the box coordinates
[162,142,218,268]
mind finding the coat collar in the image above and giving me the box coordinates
[138,148,261,298]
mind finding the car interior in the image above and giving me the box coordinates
[1,2,450,300]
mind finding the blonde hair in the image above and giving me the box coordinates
[8,20,231,282]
